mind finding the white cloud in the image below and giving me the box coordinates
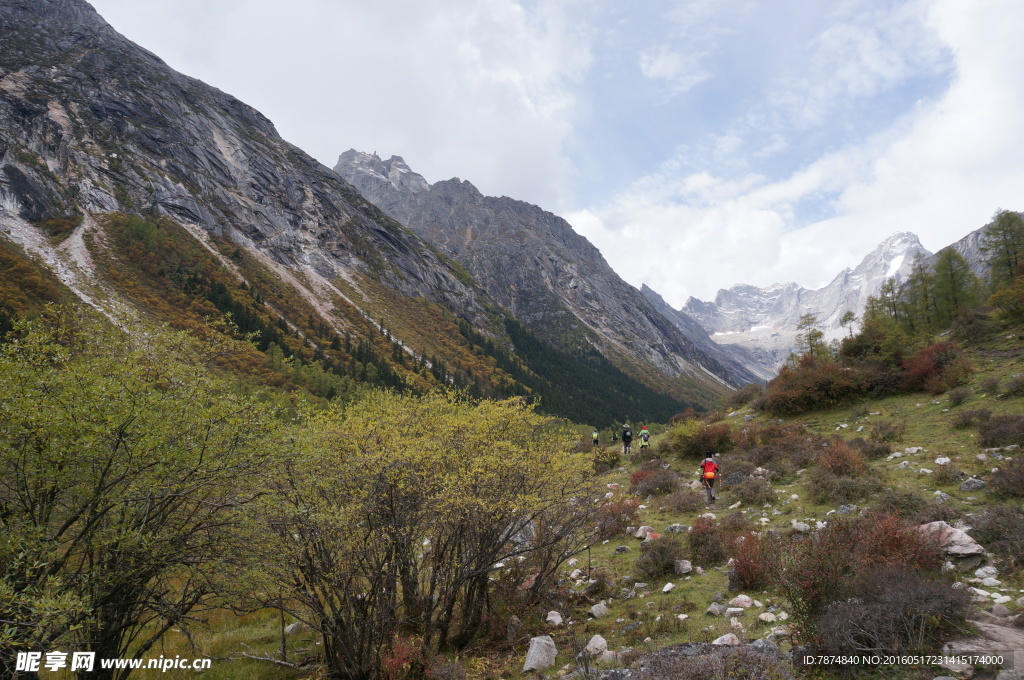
[572,0,1024,307]
[638,45,710,93]
[90,0,591,210]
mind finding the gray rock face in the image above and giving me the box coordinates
[335,150,754,392]
[0,0,491,330]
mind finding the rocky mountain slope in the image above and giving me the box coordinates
[0,0,729,422]
[681,232,932,376]
[334,150,760,393]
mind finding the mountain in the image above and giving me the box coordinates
[0,0,724,425]
[334,150,761,396]
[680,232,933,376]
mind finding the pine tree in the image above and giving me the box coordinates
[932,249,978,327]
[982,209,1024,288]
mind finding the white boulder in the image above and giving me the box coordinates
[523,636,557,672]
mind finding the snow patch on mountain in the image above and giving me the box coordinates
[680,232,933,377]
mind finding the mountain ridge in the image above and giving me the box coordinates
[335,149,761,392]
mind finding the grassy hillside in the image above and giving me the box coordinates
[94,315,1022,680]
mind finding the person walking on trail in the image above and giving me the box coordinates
[592,428,600,447]
[698,453,719,504]
[621,423,633,455]
[638,425,651,450]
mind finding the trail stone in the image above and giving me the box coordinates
[585,634,608,655]
[916,521,985,556]
[982,577,1002,587]
[546,611,563,626]
[975,567,998,580]
[523,636,557,672]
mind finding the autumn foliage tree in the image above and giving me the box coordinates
[259,391,600,679]
[0,310,280,680]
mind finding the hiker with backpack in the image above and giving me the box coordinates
[592,428,600,447]
[621,423,632,455]
[698,453,719,504]
[638,425,651,451]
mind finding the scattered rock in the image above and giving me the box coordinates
[585,634,608,655]
[712,633,741,646]
[523,636,557,672]
[897,460,911,469]
[916,521,986,556]
[547,611,563,626]
[729,595,754,608]
[906,447,924,454]
[677,614,689,621]
[706,602,727,616]
[568,558,579,567]
[977,453,989,461]
[662,582,675,593]
[664,523,687,533]
[837,504,858,515]
[791,520,811,533]
[758,612,777,623]
[730,616,744,630]
[935,491,952,503]
[570,568,583,580]
[961,478,986,491]
[674,560,693,575]
[726,607,745,617]
[936,457,952,465]
[634,526,655,539]
[920,468,933,474]
[615,545,630,554]
[991,604,1012,617]
[590,602,609,618]
[284,621,309,635]
[981,577,1002,587]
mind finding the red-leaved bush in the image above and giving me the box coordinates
[595,497,640,539]
[779,513,942,634]
[763,357,866,415]
[901,342,972,394]
[729,531,783,591]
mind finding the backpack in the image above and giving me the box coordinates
[702,460,718,479]
[623,428,632,439]
[641,431,650,442]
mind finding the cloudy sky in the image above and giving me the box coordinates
[88,0,1024,306]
